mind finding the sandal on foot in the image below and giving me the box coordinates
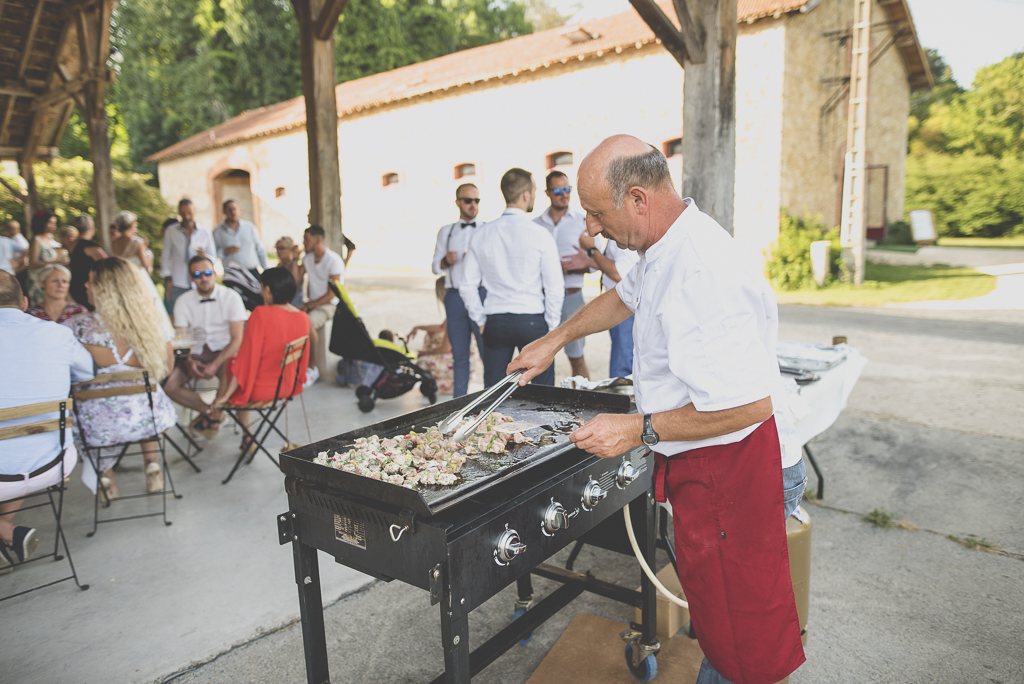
[145,462,164,493]
[190,414,222,442]
[99,476,119,506]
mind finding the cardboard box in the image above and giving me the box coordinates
[635,563,689,639]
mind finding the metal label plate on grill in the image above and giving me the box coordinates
[334,514,366,549]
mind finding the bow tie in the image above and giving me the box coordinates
[460,222,475,229]
[199,298,216,303]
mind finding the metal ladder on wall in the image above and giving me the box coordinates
[839,0,871,285]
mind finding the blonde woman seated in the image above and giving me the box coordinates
[62,257,177,499]
[26,264,87,323]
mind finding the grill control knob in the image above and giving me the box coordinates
[617,461,638,488]
[495,528,527,566]
[543,501,571,535]
[582,481,608,509]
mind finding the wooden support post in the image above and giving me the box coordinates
[292,0,346,253]
[18,160,38,227]
[680,0,737,234]
[75,1,118,251]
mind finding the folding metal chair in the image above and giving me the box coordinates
[220,335,308,484]
[72,370,180,537]
[0,398,89,601]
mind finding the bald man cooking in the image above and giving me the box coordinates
[509,136,806,684]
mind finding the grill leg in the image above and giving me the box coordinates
[515,575,534,605]
[293,540,330,684]
[637,493,659,647]
[439,565,470,684]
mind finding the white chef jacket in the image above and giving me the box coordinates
[459,208,564,333]
[160,222,217,290]
[533,206,589,290]
[601,240,641,292]
[431,219,484,289]
[614,199,801,467]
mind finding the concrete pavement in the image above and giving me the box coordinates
[2,270,1021,684]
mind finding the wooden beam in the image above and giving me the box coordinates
[292,0,345,252]
[0,175,26,205]
[0,145,59,159]
[0,84,37,98]
[0,0,7,24]
[76,8,95,71]
[628,0,688,66]
[314,0,348,40]
[671,0,705,63]
[18,0,47,80]
[0,96,15,146]
[53,100,75,147]
[18,159,37,226]
[31,73,92,110]
[680,0,737,233]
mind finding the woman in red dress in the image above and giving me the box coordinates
[212,268,310,446]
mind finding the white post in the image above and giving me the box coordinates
[839,0,871,284]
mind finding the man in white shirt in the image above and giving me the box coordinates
[300,224,345,384]
[579,234,640,378]
[161,199,216,312]
[164,255,246,438]
[0,271,93,571]
[460,168,563,386]
[534,171,593,379]
[212,199,268,277]
[510,136,806,684]
[431,183,486,397]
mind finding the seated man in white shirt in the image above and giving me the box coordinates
[459,168,564,386]
[0,271,93,572]
[163,255,247,440]
[299,224,345,385]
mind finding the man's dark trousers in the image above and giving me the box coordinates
[444,287,485,397]
[482,313,554,387]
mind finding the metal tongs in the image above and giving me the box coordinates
[438,370,523,443]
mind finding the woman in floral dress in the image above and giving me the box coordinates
[63,257,177,500]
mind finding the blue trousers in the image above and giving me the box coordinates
[482,313,554,387]
[444,287,485,397]
[608,314,635,378]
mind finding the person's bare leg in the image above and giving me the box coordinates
[163,365,213,415]
[568,355,590,379]
[308,322,319,367]
[142,441,163,492]
[0,499,24,545]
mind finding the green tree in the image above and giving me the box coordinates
[907,49,962,154]
[938,52,1024,159]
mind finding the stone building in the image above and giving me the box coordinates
[148,0,929,269]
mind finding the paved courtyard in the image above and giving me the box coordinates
[1,269,1021,684]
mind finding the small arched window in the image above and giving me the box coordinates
[547,151,573,169]
[382,172,400,187]
[274,186,286,198]
[664,138,682,157]
[454,163,476,179]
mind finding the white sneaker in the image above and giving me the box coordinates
[303,365,320,389]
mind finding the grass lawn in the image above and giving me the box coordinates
[937,237,1024,249]
[775,262,996,307]
[869,244,919,253]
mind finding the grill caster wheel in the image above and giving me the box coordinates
[624,646,658,682]
[420,381,438,404]
[511,607,534,645]
[355,385,371,399]
[357,396,375,413]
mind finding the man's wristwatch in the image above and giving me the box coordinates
[641,414,660,447]
[586,247,598,258]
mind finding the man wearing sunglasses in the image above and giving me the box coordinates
[533,170,592,379]
[431,183,486,397]
[164,255,247,440]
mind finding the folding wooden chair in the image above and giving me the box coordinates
[220,335,308,484]
[72,370,180,537]
[0,398,89,601]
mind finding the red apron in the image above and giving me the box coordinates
[653,417,805,684]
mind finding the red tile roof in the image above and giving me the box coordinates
[148,0,925,163]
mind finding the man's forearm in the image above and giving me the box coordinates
[306,292,333,309]
[654,397,774,443]
[553,289,631,347]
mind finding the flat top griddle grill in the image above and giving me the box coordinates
[280,385,631,516]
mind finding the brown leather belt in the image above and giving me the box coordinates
[0,450,67,482]
[565,288,582,295]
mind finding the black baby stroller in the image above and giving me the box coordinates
[223,266,263,311]
[328,283,438,413]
